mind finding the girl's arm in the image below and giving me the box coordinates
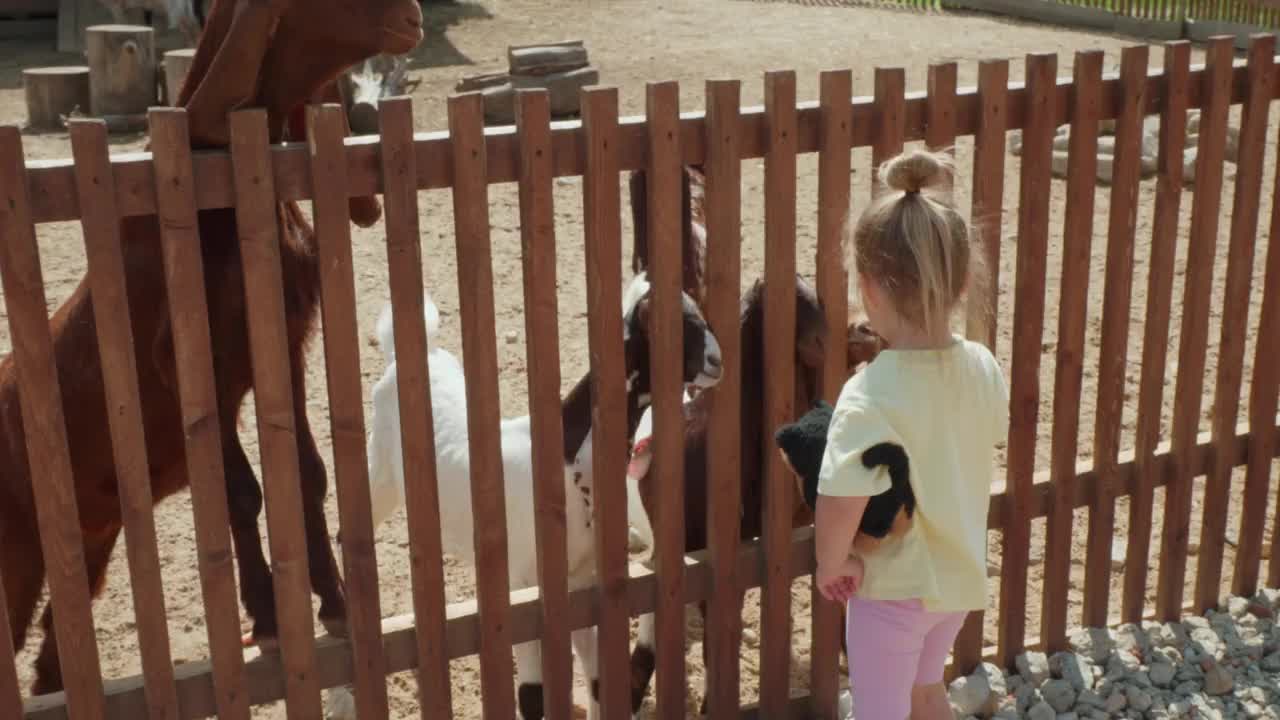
[815,494,868,573]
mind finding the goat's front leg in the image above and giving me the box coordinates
[571,625,601,720]
[514,638,545,719]
[223,428,278,649]
[292,355,347,635]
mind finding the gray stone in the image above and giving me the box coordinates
[1075,689,1105,709]
[1043,679,1077,714]
[1127,686,1154,712]
[1028,700,1056,720]
[1056,714,1077,720]
[1018,651,1051,688]
[1069,628,1114,664]
[1015,684,1038,714]
[1104,690,1127,713]
[949,674,991,716]
[1151,661,1177,688]
[1050,652,1095,692]
[1174,680,1202,696]
[1228,597,1251,618]
[1261,651,1280,672]
[1203,660,1235,696]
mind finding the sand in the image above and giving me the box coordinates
[1,0,1278,717]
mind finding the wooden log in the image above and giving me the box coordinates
[162,48,195,107]
[507,40,587,75]
[455,71,510,93]
[23,66,89,131]
[480,82,515,124]
[58,0,140,53]
[86,24,156,132]
[511,66,598,117]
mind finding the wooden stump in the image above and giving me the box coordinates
[511,65,598,116]
[507,40,587,76]
[162,48,196,105]
[23,66,90,131]
[86,24,156,132]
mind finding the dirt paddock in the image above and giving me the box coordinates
[1,0,1278,717]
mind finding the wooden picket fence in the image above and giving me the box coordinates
[2,33,1280,720]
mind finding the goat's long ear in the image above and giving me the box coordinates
[179,0,286,147]
[629,170,649,275]
[289,79,382,228]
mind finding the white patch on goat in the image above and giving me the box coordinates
[622,271,652,319]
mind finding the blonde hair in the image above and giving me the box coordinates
[845,149,974,335]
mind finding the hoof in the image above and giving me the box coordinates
[320,615,349,638]
[242,630,280,654]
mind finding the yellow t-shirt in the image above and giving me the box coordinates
[817,334,1009,613]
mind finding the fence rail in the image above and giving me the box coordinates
[2,33,1280,720]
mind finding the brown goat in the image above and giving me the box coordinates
[624,165,884,712]
[0,0,423,695]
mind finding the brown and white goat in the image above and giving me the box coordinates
[623,165,884,714]
[0,0,422,695]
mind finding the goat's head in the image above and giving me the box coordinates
[178,0,422,150]
[621,272,723,404]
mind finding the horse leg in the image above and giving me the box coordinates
[31,525,120,696]
[2,512,45,659]
[223,430,277,651]
[291,356,346,636]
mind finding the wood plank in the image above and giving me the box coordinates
[926,62,958,201]
[1245,94,1280,595]
[374,97,453,719]
[1156,37,1234,622]
[1084,44,1149,630]
[1264,185,1280,589]
[513,89,573,720]
[19,57,1273,225]
[0,127,107,720]
[22,422,1280,720]
[147,107,252,720]
[965,60,1009,352]
[1123,41,1192,625]
[703,78,744,720]
[66,119,181,720]
[579,86,633,720]
[871,66,906,200]
[0,573,25,720]
[954,59,1009,676]
[998,52,1056,669]
[445,93,517,720]
[226,108,322,720]
[810,68,851,720]
[303,104,388,720]
[1195,36,1274,612]
[758,69,798,719]
[640,80,689,720]
[1040,49,1103,655]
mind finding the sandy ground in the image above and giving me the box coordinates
[2,0,1279,717]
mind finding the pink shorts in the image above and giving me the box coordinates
[845,596,967,720]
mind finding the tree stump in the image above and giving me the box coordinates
[86,24,156,132]
[162,47,196,105]
[507,40,587,76]
[23,66,91,131]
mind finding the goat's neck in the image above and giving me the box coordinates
[561,371,646,465]
[253,32,362,141]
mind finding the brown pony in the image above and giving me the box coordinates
[0,0,422,695]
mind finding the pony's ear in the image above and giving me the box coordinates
[180,0,289,147]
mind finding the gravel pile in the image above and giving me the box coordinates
[939,590,1280,719]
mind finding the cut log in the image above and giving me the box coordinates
[480,82,516,124]
[86,24,156,132]
[507,39,587,75]
[456,70,510,93]
[162,47,195,106]
[58,0,143,53]
[510,65,598,116]
[23,66,90,131]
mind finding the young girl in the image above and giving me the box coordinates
[814,149,1010,720]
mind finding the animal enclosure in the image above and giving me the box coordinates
[2,31,1280,720]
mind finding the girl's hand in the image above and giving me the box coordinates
[816,555,865,603]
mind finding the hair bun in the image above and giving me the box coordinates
[880,149,950,194]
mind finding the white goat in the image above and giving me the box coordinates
[327,273,722,720]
